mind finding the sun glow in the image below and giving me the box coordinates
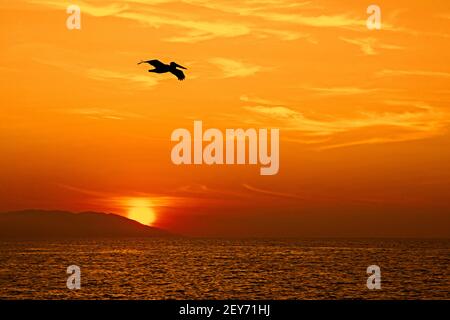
[127,199,157,226]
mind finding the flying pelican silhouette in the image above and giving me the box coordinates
[138,59,187,81]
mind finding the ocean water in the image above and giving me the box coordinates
[0,238,448,300]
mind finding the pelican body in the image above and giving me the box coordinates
[138,59,187,81]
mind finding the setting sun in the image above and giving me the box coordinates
[127,199,157,226]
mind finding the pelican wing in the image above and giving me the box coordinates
[138,59,166,68]
[170,68,186,81]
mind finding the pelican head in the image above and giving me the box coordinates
[170,62,187,70]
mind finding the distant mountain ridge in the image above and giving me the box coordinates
[0,210,173,239]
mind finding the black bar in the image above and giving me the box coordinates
[0,300,447,319]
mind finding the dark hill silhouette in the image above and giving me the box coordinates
[0,210,174,239]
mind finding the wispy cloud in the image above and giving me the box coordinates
[23,0,313,43]
[24,0,250,43]
[185,0,364,28]
[302,86,379,96]
[210,58,263,78]
[243,101,449,149]
[58,184,187,208]
[63,108,142,120]
[240,95,285,105]
[34,55,160,88]
[119,11,250,43]
[377,69,450,78]
[242,184,304,199]
[28,0,128,16]
[188,0,450,39]
[263,13,364,28]
[20,0,447,43]
[254,28,312,41]
[86,68,159,87]
[340,37,404,55]
[174,184,250,200]
[244,105,299,118]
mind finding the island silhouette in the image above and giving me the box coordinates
[0,210,174,239]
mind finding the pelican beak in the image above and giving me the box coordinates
[179,65,187,70]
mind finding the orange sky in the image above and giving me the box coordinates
[1,0,449,237]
